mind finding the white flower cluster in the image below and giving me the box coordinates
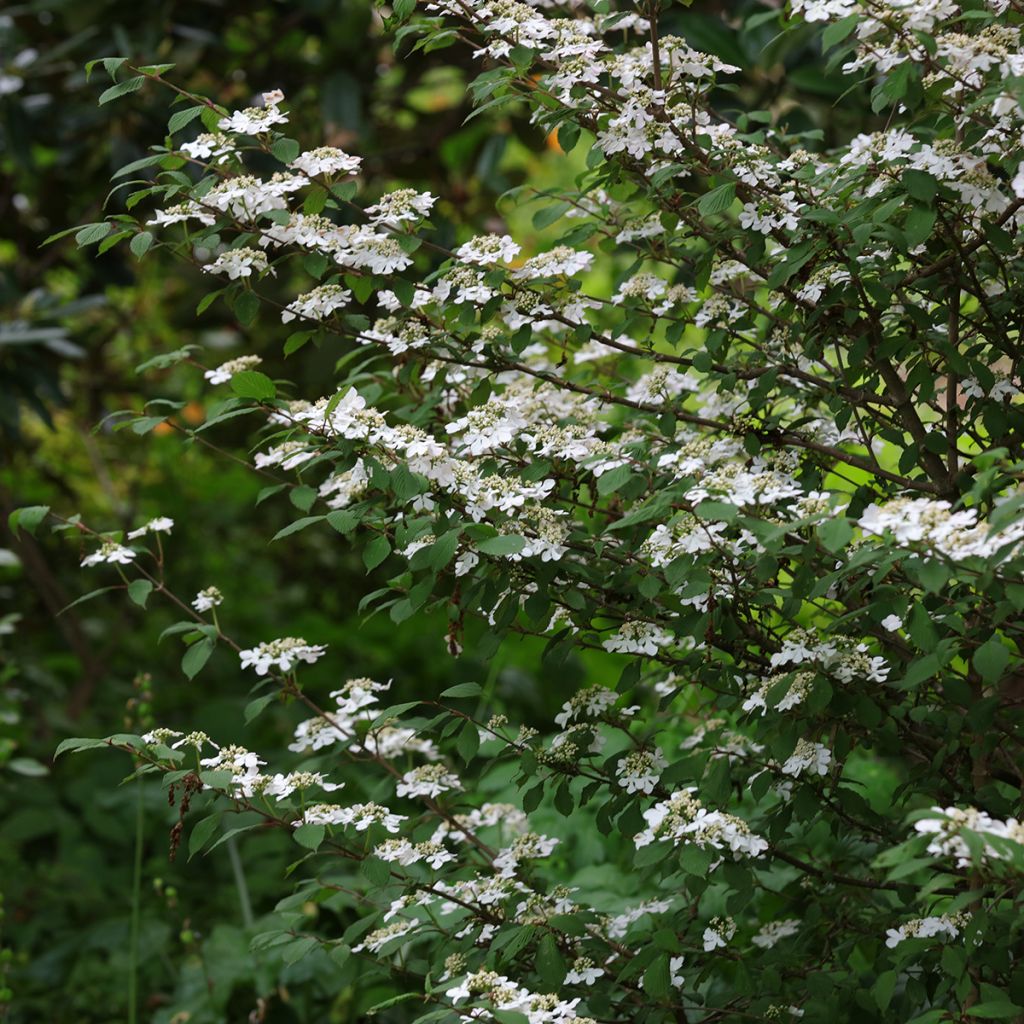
[860,498,1024,562]
[635,787,768,858]
[915,806,1024,867]
[238,636,327,675]
[885,912,971,949]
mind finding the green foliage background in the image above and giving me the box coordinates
[1,2,881,1021]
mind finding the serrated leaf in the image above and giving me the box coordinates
[973,638,1009,685]
[230,370,276,400]
[270,137,300,164]
[363,535,392,571]
[697,182,736,217]
[272,516,325,541]
[441,682,482,699]
[9,505,50,537]
[476,534,525,556]
[54,737,110,758]
[129,231,154,259]
[244,694,276,723]
[188,813,221,860]
[293,823,326,850]
[168,105,205,134]
[99,75,145,105]
[456,721,480,764]
[182,636,216,679]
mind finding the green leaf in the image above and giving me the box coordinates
[821,13,859,50]
[818,516,853,553]
[293,823,326,850]
[168,105,205,134]
[696,182,736,217]
[535,933,565,989]
[904,205,936,248]
[182,637,216,680]
[361,856,391,886]
[58,587,119,615]
[75,222,112,247]
[8,505,50,537]
[129,231,154,259]
[326,509,360,535]
[244,694,276,723]
[973,638,1009,685]
[270,137,300,164]
[98,75,145,105]
[903,169,938,203]
[272,516,326,541]
[596,464,633,496]
[233,290,260,326]
[967,1003,1023,1019]
[456,721,480,765]
[188,813,221,860]
[363,535,392,571]
[54,737,111,759]
[127,579,153,608]
[230,370,276,400]
[441,682,483,700]
[290,485,318,513]
[476,534,525,556]
[643,953,670,999]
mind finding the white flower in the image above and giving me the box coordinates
[702,916,736,951]
[126,517,174,540]
[365,188,436,227]
[881,614,903,632]
[615,747,668,795]
[202,247,270,280]
[455,233,521,265]
[752,919,800,949]
[564,957,604,986]
[669,956,685,988]
[396,764,462,799]
[204,354,262,385]
[290,146,362,177]
[218,90,289,134]
[885,912,970,948]
[781,740,832,778]
[192,586,223,613]
[180,132,236,164]
[81,540,136,567]
[281,283,351,324]
[239,637,327,675]
[603,619,673,656]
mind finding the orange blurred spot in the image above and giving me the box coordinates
[153,421,174,436]
[182,402,206,425]
[546,130,563,154]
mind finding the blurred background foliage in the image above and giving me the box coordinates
[0,1,877,1021]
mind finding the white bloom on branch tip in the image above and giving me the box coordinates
[81,540,136,567]
[396,764,462,800]
[126,517,174,540]
[218,90,289,135]
[239,637,327,675]
[192,586,223,613]
[204,354,262,385]
[289,146,362,177]
[752,918,800,949]
[202,247,270,281]
[615,747,667,795]
[603,619,673,656]
[703,916,737,951]
[455,233,521,265]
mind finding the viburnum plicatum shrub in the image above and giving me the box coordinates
[21,0,1024,1020]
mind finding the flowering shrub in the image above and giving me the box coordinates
[17,0,1024,1019]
